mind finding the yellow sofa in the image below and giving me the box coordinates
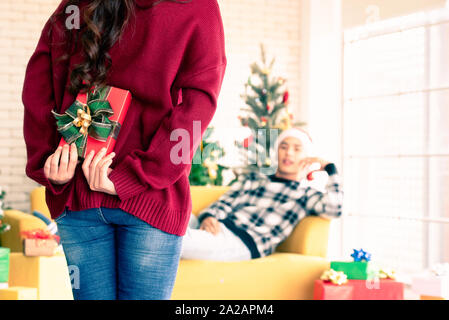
[1,186,331,300]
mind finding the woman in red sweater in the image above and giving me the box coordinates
[22,0,226,300]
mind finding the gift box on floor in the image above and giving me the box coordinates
[0,247,10,288]
[314,279,404,300]
[23,239,58,257]
[21,229,60,257]
[52,84,132,160]
[412,275,449,300]
[0,286,38,300]
[313,279,354,300]
[330,261,379,280]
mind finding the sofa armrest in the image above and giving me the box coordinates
[30,187,52,220]
[0,210,47,252]
[276,216,331,257]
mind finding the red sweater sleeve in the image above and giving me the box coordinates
[108,1,227,201]
[22,4,71,196]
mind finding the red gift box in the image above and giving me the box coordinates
[313,280,354,300]
[53,85,132,159]
[314,279,404,300]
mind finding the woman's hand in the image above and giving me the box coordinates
[81,147,117,196]
[199,216,221,235]
[44,143,79,185]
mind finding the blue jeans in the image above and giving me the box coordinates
[55,207,183,300]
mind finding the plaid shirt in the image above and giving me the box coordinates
[197,164,343,259]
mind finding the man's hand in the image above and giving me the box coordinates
[297,157,331,180]
[300,157,330,171]
[81,147,117,196]
[200,216,221,235]
[45,143,79,185]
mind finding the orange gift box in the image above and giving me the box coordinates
[23,239,58,257]
[21,229,60,257]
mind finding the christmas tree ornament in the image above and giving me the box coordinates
[283,91,289,104]
[261,68,271,75]
[243,135,253,148]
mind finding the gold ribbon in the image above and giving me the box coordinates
[72,103,92,135]
[321,269,349,285]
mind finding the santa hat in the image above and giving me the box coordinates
[273,127,314,157]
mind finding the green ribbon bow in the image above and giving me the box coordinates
[51,86,121,159]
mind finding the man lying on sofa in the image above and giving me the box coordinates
[180,127,343,261]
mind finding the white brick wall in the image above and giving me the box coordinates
[0,0,62,212]
[0,0,302,213]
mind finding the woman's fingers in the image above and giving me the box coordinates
[67,143,78,174]
[95,157,114,190]
[81,150,95,183]
[59,144,70,173]
[94,153,115,189]
[44,154,53,180]
[50,146,63,178]
[89,148,107,185]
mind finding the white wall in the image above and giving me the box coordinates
[301,0,343,259]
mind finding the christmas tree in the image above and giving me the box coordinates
[236,43,305,175]
[0,186,11,235]
[188,127,228,186]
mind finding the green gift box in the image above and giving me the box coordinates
[330,261,379,280]
[0,247,10,283]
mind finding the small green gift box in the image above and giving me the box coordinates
[0,247,10,284]
[330,261,379,280]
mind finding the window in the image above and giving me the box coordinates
[342,8,449,273]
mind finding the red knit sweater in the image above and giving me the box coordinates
[22,0,227,236]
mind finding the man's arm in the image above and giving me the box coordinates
[197,173,249,224]
[303,163,343,219]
